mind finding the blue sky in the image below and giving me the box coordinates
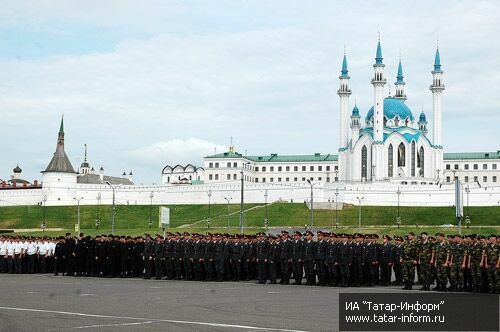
[0,0,499,184]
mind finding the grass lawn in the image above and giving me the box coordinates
[1,202,499,237]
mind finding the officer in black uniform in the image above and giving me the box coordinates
[338,234,353,287]
[230,235,243,281]
[279,230,292,285]
[379,235,393,286]
[142,234,155,279]
[291,231,304,285]
[255,232,269,284]
[315,231,328,286]
[391,236,404,285]
[303,231,316,285]
[154,235,165,279]
[326,233,339,286]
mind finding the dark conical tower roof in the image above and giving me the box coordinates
[42,116,76,174]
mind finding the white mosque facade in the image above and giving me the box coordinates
[0,39,499,208]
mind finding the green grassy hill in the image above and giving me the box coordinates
[1,202,499,236]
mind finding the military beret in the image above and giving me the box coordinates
[420,232,428,236]
[408,232,415,236]
[489,234,497,238]
[383,235,392,240]
[435,232,445,237]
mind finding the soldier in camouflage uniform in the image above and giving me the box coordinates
[448,234,467,292]
[433,233,450,291]
[485,234,499,294]
[418,232,434,291]
[469,234,485,292]
[401,232,418,290]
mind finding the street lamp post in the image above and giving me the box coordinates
[335,187,339,229]
[264,189,269,230]
[307,179,314,228]
[207,189,212,229]
[396,187,401,228]
[73,197,83,234]
[149,191,154,229]
[356,196,364,231]
[224,197,232,229]
[240,162,249,234]
[96,193,101,230]
[105,181,119,235]
[42,195,47,227]
[334,169,339,182]
[465,185,470,228]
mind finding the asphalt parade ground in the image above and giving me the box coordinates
[0,274,459,332]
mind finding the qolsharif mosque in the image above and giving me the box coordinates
[1,38,499,208]
[337,39,443,183]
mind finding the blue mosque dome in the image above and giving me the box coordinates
[352,104,359,116]
[366,97,414,123]
[419,111,427,122]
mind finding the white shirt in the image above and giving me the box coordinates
[7,242,15,256]
[0,241,7,256]
[27,242,37,255]
[14,242,23,255]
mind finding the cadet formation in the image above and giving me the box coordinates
[0,231,498,294]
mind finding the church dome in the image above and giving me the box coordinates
[366,97,414,123]
[13,164,22,173]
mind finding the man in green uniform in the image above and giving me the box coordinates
[485,234,499,294]
[401,232,418,290]
[418,232,434,291]
[433,233,450,291]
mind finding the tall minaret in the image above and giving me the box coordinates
[430,45,444,179]
[337,49,351,181]
[338,50,351,149]
[394,58,407,101]
[350,104,361,144]
[430,46,444,147]
[371,36,386,180]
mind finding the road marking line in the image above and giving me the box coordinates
[66,321,156,330]
[0,306,309,332]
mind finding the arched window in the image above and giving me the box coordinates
[388,144,393,177]
[411,141,416,177]
[419,146,425,177]
[398,143,405,167]
[361,145,367,180]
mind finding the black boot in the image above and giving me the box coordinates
[432,283,441,291]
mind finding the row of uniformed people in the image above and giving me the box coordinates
[0,236,56,274]
[402,232,499,293]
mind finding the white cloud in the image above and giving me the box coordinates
[0,0,499,183]
[128,138,227,168]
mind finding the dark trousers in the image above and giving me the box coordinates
[339,263,350,286]
[257,260,267,283]
[144,258,153,278]
[304,260,315,285]
[155,258,164,278]
[269,262,278,283]
[39,255,46,273]
[0,257,7,273]
[54,257,64,275]
[292,260,303,284]
[380,262,391,285]
[393,262,402,284]
[8,257,15,273]
[193,260,204,281]
[183,259,192,280]
[27,254,36,274]
[204,260,214,281]
[174,258,183,279]
[315,260,326,285]
[280,259,290,284]
[231,260,241,281]
[327,263,339,286]
[215,259,224,281]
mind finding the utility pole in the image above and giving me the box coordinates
[105,182,119,235]
[43,195,47,227]
[224,197,231,229]
[264,189,269,230]
[335,187,339,229]
[149,191,154,229]
[73,197,83,234]
[207,189,212,229]
[356,196,364,231]
[307,179,314,227]
[240,162,249,233]
[96,192,101,230]
[465,185,470,228]
[396,187,401,228]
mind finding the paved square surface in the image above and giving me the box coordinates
[0,274,415,332]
